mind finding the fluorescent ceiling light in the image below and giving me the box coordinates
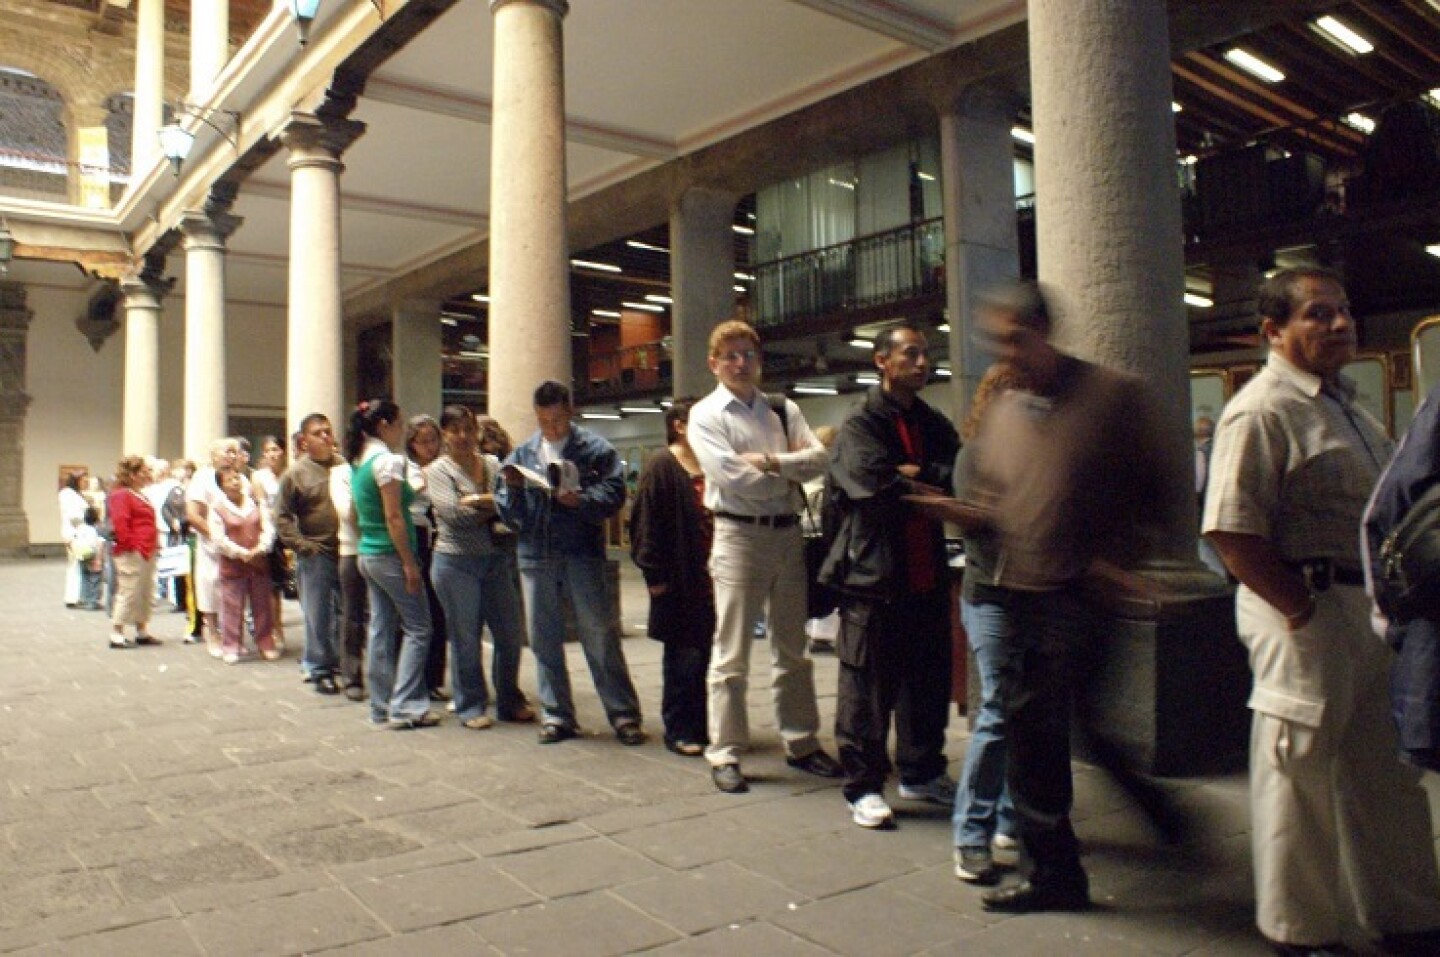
[619,406,664,414]
[732,224,755,236]
[471,293,489,302]
[1172,101,1183,113]
[734,271,755,281]
[936,323,950,333]
[849,338,872,350]
[792,384,838,395]
[440,318,458,326]
[1224,48,1285,84]
[827,178,856,190]
[622,301,665,313]
[644,294,673,305]
[1184,292,1214,308]
[1180,154,1199,165]
[580,411,623,420]
[1313,15,1373,55]
[1011,126,1035,145]
[1426,244,1440,258]
[626,240,669,253]
[733,284,746,293]
[571,258,621,273]
[917,171,936,181]
[934,367,952,378]
[1426,88,1440,110]
[1342,112,1376,135]
[592,309,622,319]
[855,374,880,385]
[660,399,674,408]
[459,350,487,359]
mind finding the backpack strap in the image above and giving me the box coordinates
[766,392,789,439]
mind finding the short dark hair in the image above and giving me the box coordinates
[533,380,572,409]
[874,323,923,358]
[664,397,698,445]
[1256,266,1344,328]
[978,280,1054,338]
[298,413,330,435]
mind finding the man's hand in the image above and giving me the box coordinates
[897,463,921,479]
[740,451,771,472]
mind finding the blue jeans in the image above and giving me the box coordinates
[359,553,433,722]
[519,555,640,729]
[952,598,1018,849]
[431,551,527,721]
[296,552,340,679]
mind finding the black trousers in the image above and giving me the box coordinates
[338,555,368,688]
[834,586,952,803]
[415,529,448,692]
[660,641,710,744]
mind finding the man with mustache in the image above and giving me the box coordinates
[1204,267,1440,957]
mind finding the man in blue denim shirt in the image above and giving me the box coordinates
[496,380,645,746]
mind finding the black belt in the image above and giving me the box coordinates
[1287,558,1364,591]
[713,510,798,529]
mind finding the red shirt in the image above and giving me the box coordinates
[108,487,158,558]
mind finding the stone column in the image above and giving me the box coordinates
[392,299,443,420]
[179,203,242,463]
[120,266,168,457]
[130,0,165,178]
[1030,0,1194,560]
[938,87,1020,421]
[670,187,736,397]
[66,100,112,209]
[279,112,366,437]
[0,282,34,550]
[487,0,571,439]
[190,0,230,100]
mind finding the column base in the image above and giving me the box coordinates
[0,506,29,552]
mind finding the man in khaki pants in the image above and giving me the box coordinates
[1205,267,1440,957]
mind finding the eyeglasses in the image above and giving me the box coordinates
[716,349,758,365]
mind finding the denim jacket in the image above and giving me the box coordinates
[495,424,626,560]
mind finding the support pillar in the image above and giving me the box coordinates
[279,112,365,437]
[120,264,168,457]
[189,0,230,100]
[487,0,571,439]
[1028,0,1243,775]
[0,282,34,551]
[130,0,165,178]
[938,87,1020,420]
[66,100,112,209]
[670,187,737,397]
[392,299,443,419]
[179,201,241,463]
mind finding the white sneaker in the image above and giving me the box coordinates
[849,793,895,829]
[992,832,1020,868]
[898,775,957,805]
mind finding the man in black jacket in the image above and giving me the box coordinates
[821,324,960,829]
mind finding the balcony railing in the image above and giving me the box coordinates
[752,217,945,328]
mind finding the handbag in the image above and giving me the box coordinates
[156,543,189,578]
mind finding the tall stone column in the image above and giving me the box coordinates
[392,299,443,420]
[66,100,112,209]
[938,87,1020,420]
[670,188,736,397]
[190,0,230,100]
[1030,0,1194,560]
[279,112,365,437]
[487,0,571,439]
[130,0,165,178]
[0,282,34,550]
[179,202,242,463]
[120,265,169,457]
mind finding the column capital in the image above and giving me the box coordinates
[490,0,569,16]
[279,111,367,171]
[120,270,170,308]
[179,208,243,251]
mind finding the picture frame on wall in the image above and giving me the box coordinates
[1392,350,1413,392]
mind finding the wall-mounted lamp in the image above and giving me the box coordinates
[158,102,240,177]
[0,218,15,275]
[290,0,384,47]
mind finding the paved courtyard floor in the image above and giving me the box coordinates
[2,557,1436,955]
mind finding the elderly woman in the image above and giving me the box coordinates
[405,415,450,702]
[187,438,241,657]
[427,405,532,729]
[252,435,290,654]
[107,456,161,649]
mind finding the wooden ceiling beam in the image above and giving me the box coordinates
[1172,60,1360,156]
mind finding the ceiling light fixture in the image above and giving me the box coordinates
[570,258,621,273]
[580,411,623,420]
[619,405,664,414]
[1342,112,1376,135]
[621,301,665,313]
[644,294,673,305]
[592,309,622,319]
[289,0,321,46]
[1224,47,1285,84]
[1184,292,1214,308]
[1172,101,1183,113]
[855,374,880,385]
[936,322,950,333]
[733,284,746,293]
[934,367,952,378]
[732,224,755,236]
[1011,126,1035,145]
[157,102,240,176]
[792,384,838,395]
[1426,244,1440,258]
[626,240,669,254]
[1312,15,1373,55]
[471,293,489,303]
[734,271,755,281]
[849,338,872,350]
[917,171,936,181]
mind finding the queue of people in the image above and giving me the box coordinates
[63,269,1440,955]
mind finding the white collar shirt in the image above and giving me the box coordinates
[688,383,827,516]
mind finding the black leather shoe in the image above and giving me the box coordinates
[615,722,647,746]
[786,749,843,778]
[343,684,366,702]
[537,723,579,744]
[712,764,749,793]
[313,675,340,695]
[981,880,1090,913]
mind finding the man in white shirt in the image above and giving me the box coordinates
[688,318,842,793]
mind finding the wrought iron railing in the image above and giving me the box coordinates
[751,217,945,327]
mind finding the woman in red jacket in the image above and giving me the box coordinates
[108,455,160,649]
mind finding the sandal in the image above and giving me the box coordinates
[134,634,161,646]
[109,634,133,649]
[462,715,494,730]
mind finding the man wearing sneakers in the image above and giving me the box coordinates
[689,319,842,793]
[820,325,960,829]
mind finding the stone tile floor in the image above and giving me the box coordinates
[2,558,1435,955]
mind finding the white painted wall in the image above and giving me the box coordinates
[22,285,287,545]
